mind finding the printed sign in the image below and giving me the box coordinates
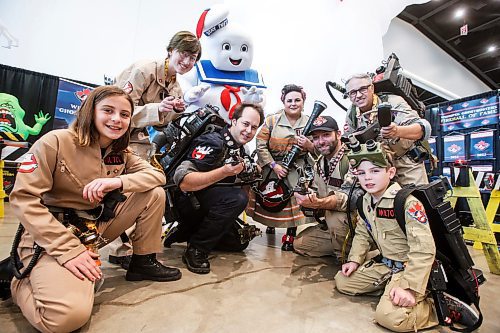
[443,135,465,162]
[470,130,494,160]
[440,95,498,132]
[53,79,94,129]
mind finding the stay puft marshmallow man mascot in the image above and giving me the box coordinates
[181,4,266,123]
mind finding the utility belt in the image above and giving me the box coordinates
[47,206,107,252]
[370,254,406,287]
[379,256,406,272]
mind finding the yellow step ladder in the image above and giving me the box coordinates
[448,168,500,275]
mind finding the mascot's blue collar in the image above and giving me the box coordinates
[196,60,266,88]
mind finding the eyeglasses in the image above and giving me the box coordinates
[347,85,371,99]
[177,50,198,63]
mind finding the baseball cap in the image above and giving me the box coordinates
[310,116,339,133]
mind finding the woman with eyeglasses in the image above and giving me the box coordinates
[111,31,201,268]
[246,84,316,251]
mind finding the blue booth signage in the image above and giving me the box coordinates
[440,95,498,132]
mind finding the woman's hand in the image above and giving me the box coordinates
[272,163,288,179]
[296,135,314,152]
[158,96,176,113]
[63,250,102,281]
[83,177,122,203]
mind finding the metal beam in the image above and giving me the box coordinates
[484,65,500,74]
[420,0,461,21]
[447,17,500,43]
[402,12,498,89]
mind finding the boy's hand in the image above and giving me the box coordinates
[389,287,416,307]
[341,261,359,277]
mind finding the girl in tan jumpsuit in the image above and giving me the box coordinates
[9,86,179,333]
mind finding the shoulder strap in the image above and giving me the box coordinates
[265,113,281,135]
[394,186,418,236]
[339,155,350,179]
[356,195,366,222]
[348,106,358,129]
[379,94,389,103]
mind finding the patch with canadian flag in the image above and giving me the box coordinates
[406,202,427,224]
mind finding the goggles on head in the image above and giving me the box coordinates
[347,139,390,169]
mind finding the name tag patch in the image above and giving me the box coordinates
[328,177,343,187]
[104,154,124,165]
[376,208,395,219]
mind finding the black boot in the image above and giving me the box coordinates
[126,254,181,282]
[109,254,132,270]
[182,245,210,274]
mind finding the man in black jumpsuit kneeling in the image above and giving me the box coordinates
[172,103,264,274]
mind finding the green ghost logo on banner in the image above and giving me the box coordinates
[0,92,51,140]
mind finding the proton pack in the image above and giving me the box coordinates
[349,141,484,332]
[356,179,484,332]
[150,105,262,249]
[326,53,433,166]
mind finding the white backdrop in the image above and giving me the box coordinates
[0,0,490,123]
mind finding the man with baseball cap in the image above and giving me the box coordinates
[293,116,363,260]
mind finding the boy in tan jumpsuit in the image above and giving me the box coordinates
[334,141,478,332]
[9,86,180,333]
[334,141,438,332]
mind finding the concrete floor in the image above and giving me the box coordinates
[1,204,499,333]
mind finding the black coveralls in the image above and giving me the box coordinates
[173,127,249,253]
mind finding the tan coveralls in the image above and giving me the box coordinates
[334,183,438,332]
[9,129,166,333]
[294,152,355,258]
[246,111,314,228]
[344,94,429,186]
[114,58,183,159]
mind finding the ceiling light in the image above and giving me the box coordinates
[487,45,496,52]
[455,8,465,18]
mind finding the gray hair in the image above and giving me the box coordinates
[345,73,372,88]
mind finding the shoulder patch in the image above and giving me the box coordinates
[406,202,427,224]
[376,207,395,219]
[191,146,214,160]
[123,81,133,94]
[18,153,38,173]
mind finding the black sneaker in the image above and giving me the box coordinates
[443,292,479,327]
[125,254,181,282]
[109,255,132,270]
[182,246,210,274]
